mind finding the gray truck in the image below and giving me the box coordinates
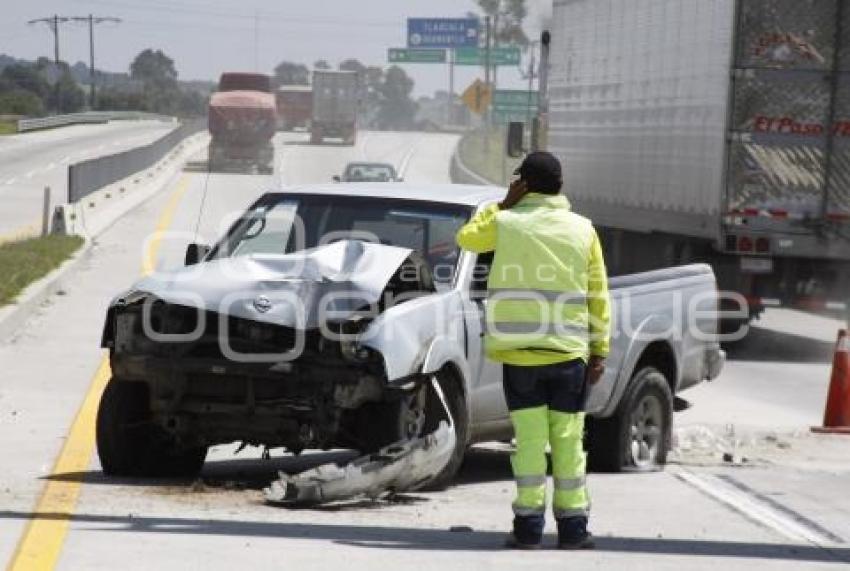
[311,70,358,145]
[96,184,724,488]
[546,0,850,321]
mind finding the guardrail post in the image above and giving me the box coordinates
[41,186,51,236]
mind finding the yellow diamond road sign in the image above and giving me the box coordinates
[462,79,491,115]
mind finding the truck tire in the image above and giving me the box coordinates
[354,370,468,490]
[420,370,468,490]
[587,366,673,473]
[96,379,207,478]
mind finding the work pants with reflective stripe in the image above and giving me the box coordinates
[504,359,589,519]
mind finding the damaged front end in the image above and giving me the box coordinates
[101,240,440,455]
[264,376,456,505]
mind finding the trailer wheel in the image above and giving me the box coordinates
[587,366,672,472]
[96,378,207,478]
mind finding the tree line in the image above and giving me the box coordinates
[0,49,209,118]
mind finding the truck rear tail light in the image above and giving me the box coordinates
[738,236,754,252]
[755,237,770,253]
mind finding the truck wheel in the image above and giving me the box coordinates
[354,370,468,490]
[587,367,672,473]
[96,379,207,478]
[419,370,468,490]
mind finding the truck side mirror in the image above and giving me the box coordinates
[506,122,525,158]
[185,243,211,266]
[332,175,341,182]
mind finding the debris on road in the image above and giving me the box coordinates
[264,376,456,506]
[722,452,748,466]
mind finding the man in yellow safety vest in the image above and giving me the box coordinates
[456,151,611,550]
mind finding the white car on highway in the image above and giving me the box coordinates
[98,184,725,486]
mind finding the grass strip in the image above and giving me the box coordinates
[0,235,85,306]
[0,120,17,135]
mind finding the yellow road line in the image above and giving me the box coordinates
[6,173,194,571]
[142,174,193,276]
[6,359,111,571]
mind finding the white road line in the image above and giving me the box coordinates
[358,132,373,160]
[45,162,56,171]
[25,170,36,179]
[5,178,16,185]
[397,140,419,178]
[60,156,71,165]
[674,469,841,547]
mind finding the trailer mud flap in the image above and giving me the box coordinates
[264,376,456,505]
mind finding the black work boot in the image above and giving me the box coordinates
[504,515,545,550]
[556,516,595,550]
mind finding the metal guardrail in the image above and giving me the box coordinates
[68,119,206,204]
[17,111,173,133]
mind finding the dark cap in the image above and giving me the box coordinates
[513,151,562,194]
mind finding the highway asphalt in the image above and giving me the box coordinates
[1,130,848,570]
[0,120,176,240]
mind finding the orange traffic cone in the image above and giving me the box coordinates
[812,329,850,435]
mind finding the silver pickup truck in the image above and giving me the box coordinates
[98,184,725,487]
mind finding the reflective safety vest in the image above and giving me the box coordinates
[456,193,610,366]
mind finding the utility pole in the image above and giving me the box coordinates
[526,41,537,128]
[28,15,70,65]
[447,50,455,126]
[28,15,71,113]
[492,13,499,91]
[484,15,492,128]
[254,9,260,72]
[532,30,551,152]
[70,15,121,109]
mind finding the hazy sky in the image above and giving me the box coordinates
[0,0,553,96]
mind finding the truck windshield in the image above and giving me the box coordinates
[211,195,471,285]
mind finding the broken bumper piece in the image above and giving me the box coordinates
[264,377,456,505]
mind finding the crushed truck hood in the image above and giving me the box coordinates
[117,240,421,329]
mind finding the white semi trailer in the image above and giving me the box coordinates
[546,0,850,321]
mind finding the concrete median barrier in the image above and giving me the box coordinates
[68,119,205,205]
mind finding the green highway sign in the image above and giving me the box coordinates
[493,89,539,109]
[492,90,539,124]
[454,46,522,66]
[493,108,536,124]
[388,48,447,64]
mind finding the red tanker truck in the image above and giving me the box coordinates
[208,72,277,173]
